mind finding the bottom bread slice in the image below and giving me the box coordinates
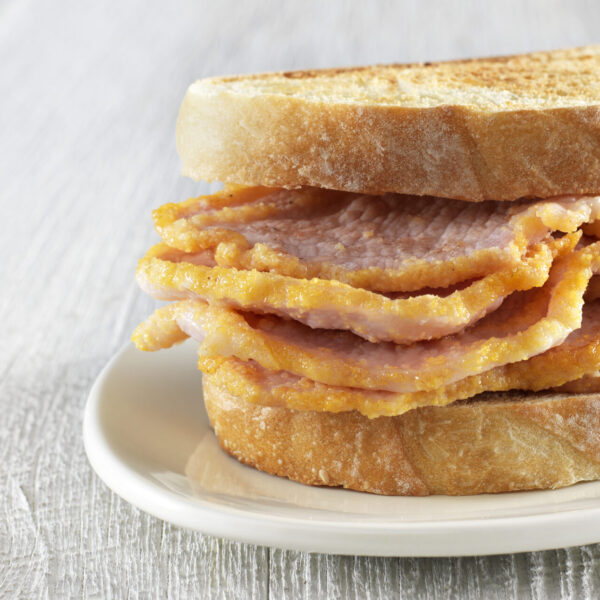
[203,376,600,496]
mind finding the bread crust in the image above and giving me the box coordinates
[203,377,600,496]
[177,47,600,201]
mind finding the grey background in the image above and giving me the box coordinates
[2,0,600,597]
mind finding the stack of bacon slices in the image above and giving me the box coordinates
[134,185,600,420]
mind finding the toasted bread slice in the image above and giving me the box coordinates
[178,46,600,201]
[204,376,600,496]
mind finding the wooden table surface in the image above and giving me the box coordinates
[3,0,600,597]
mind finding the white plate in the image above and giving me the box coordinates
[84,341,600,556]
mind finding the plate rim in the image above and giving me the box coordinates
[84,343,600,556]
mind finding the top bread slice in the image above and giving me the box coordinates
[177,46,600,201]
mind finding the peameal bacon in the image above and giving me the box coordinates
[136,235,576,344]
[152,186,600,292]
[132,243,600,394]
[554,372,600,394]
[197,300,600,418]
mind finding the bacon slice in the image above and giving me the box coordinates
[132,244,599,393]
[552,372,600,394]
[586,276,600,302]
[583,221,600,238]
[153,186,600,292]
[136,237,576,344]
[197,300,600,418]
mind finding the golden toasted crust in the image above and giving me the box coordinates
[204,377,600,496]
[177,46,600,201]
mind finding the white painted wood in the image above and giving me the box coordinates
[2,0,600,597]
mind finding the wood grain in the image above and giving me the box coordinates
[3,0,600,597]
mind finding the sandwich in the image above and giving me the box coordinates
[133,46,600,496]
